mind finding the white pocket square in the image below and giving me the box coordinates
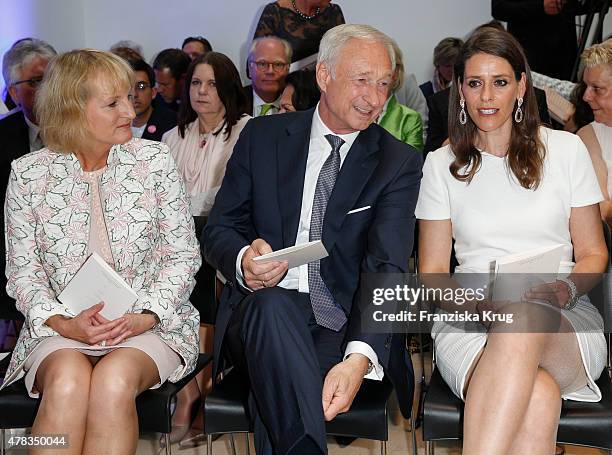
[347,205,371,215]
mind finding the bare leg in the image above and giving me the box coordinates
[30,349,94,455]
[462,303,586,455]
[83,348,159,454]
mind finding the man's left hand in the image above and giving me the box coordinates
[321,353,369,421]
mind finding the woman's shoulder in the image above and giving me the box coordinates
[424,144,455,166]
[539,126,585,156]
[12,147,63,172]
[117,138,172,163]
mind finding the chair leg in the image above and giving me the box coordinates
[380,440,387,455]
[245,433,251,455]
[410,415,418,455]
[207,434,213,455]
[164,433,170,455]
[426,440,434,455]
[229,433,237,455]
[1,429,5,455]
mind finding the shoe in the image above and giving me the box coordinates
[555,445,565,455]
[160,397,202,448]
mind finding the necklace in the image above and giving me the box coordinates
[290,0,320,20]
[199,132,211,148]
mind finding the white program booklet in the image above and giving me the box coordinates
[491,244,564,301]
[58,252,138,320]
[252,240,328,269]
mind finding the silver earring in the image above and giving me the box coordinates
[514,97,524,123]
[459,98,467,125]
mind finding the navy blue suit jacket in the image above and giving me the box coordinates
[202,108,422,418]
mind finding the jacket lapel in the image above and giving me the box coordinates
[277,110,314,247]
[322,124,380,254]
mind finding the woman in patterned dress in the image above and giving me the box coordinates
[1,49,201,454]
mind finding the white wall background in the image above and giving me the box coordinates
[2,0,612,94]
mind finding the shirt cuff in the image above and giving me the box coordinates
[344,341,384,381]
[235,245,253,292]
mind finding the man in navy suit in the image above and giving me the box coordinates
[203,24,422,455]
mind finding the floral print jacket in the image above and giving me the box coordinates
[1,139,201,388]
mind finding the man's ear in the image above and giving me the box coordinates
[7,85,18,107]
[151,85,158,99]
[316,62,330,94]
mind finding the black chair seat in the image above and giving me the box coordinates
[137,353,212,433]
[0,354,211,436]
[205,370,394,441]
[423,367,612,450]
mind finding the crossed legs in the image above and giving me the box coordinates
[462,304,588,455]
[31,347,160,455]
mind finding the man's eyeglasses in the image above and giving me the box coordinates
[250,60,288,72]
[134,81,151,92]
[12,77,44,88]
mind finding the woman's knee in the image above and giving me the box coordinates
[89,362,139,405]
[36,351,92,401]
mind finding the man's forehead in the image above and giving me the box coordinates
[254,40,286,59]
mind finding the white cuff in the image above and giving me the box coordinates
[344,341,384,381]
[235,245,253,292]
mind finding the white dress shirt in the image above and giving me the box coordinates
[235,104,384,380]
[252,90,280,117]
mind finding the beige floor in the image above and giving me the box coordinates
[131,350,608,455]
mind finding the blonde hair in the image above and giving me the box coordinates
[35,49,133,153]
[581,39,612,69]
[390,39,404,93]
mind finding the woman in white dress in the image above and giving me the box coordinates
[577,39,612,226]
[416,28,608,454]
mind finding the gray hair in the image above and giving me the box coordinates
[248,36,292,63]
[318,24,396,78]
[2,38,57,87]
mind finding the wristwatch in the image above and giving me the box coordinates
[557,277,579,311]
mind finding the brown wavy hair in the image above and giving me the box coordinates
[448,27,544,189]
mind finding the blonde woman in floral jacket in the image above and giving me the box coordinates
[0,49,201,454]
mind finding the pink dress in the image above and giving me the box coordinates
[22,168,181,398]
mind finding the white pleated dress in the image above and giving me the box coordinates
[415,128,607,402]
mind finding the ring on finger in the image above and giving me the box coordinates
[261,280,266,288]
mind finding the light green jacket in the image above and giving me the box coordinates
[378,94,424,151]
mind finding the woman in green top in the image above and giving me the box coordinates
[378,39,424,151]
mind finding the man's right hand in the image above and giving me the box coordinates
[241,239,288,290]
[544,0,563,15]
[45,302,127,345]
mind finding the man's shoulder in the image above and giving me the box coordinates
[0,109,26,130]
[245,109,313,135]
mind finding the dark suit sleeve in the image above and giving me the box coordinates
[346,148,423,367]
[202,120,255,289]
[425,94,447,153]
[491,0,546,20]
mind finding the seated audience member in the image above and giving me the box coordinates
[378,39,424,151]
[417,27,607,455]
[420,37,463,98]
[0,38,56,317]
[203,24,419,455]
[254,0,344,63]
[278,69,320,112]
[245,36,291,116]
[182,36,213,60]
[577,39,612,225]
[394,72,429,137]
[110,39,144,59]
[152,48,191,112]
[0,49,201,453]
[162,51,249,447]
[127,58,177,141]
[163,51,250,216]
